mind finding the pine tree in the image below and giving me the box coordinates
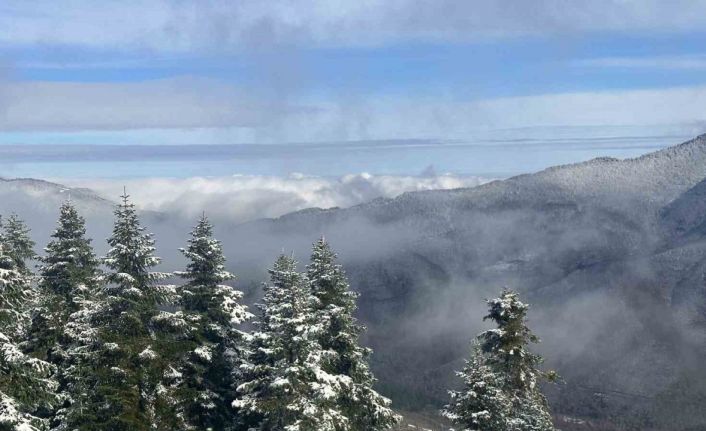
[444,290,555,431]
[3,214,37,274]
[28,201,100,365]
[51,288,103,430]
[443,343,511,431]
[58,191,175,430]
[173,215,251,430]
[306,238,399,430]
[22,201,102,430]
[0,243,57,430]
[236,255,347,431]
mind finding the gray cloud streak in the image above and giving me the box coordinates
[1,78,706,136]
[3,1,706,51]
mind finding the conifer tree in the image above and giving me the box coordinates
[0,243,57,430]
[306,238,399,430]
[22,201,102,430]
[3,214,36,274]
[443,343,511,431]
[58,191,175,430]
[236,255,347,431]
[29,201,100,364]
[444,289,555,431]
[173,215,251,430]
[51,289,103,431]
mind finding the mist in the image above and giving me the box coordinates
[64,172,489,224]
[2,136,706,430]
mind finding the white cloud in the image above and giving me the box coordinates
[1,78,706,137]
[0,76,311,132]
[287,87,706,141]
[574,55,706,70]
[68,172,491,224]
[2,1,706,51]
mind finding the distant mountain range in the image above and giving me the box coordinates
[3,135,706,429]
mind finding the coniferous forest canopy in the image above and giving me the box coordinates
[0,192,558,430]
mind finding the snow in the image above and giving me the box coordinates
[139,347,158,360]
[193,345,212,362]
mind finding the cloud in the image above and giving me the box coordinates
[0,77,312,132]
[574,55,706,70]
[295,87,706,141]
[2,1,706,51]
[1,78,706,137]
[67,172,491,224]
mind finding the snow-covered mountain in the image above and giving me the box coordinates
[217,134,706,428]
[2,135,706,429]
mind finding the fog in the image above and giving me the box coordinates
[2,137,706,429]
[65,172,490,225]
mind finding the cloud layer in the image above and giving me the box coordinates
[70,172,490,224]
[574,55,706,70]
[2,77,705,139]
[1,0,705,168]
[3,1,706,51]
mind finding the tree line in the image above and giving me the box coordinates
[0,192,555,431]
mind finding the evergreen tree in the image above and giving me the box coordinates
[57,191,175,430]
[0,244,57,430]
[444,290,555,431]
[443,343,511,431]
[306,238,399,430]
[236,255,347,431]
[51,287,103,430]
[3,214,36,274]
[23,201,102,430]
[29,200,100,364]
[173,215,251,430]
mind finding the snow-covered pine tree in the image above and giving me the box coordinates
[444,289,555,431]
[21,201,102,430]
[443,342,511,431]
[306,238,399,430]
[50,288,103,431]
[173,215,251,430]
[3,214,37,274]
[236,254,347,431]
[0,242,57,430]
[28,200,100,365]
[62,191,175,430]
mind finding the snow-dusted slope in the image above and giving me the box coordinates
[2,135,706,428]
[461,133,706,204]
[0,177,110,207]
[0,178,114,246]
[0,178,180,259]
[660,176,706,240]
[217,134,706,427]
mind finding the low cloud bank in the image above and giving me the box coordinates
[71,172,491,224]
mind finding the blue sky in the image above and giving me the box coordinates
[1,1,706,178]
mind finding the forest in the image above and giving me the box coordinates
[0,193,555,430]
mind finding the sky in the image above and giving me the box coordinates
[1,0,706,214]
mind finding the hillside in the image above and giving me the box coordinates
[1,135,706,428]
[217,134,706,428]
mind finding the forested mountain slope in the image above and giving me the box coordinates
[221,134,706,428]
[2,135,706,428]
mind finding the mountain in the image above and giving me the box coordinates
[217,134,706,429]
[2,135,706,429]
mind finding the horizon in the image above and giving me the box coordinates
[2,1,706,182]
[0,133,695,227]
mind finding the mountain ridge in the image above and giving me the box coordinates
[1,136,706,429]
[218,133,706,428]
